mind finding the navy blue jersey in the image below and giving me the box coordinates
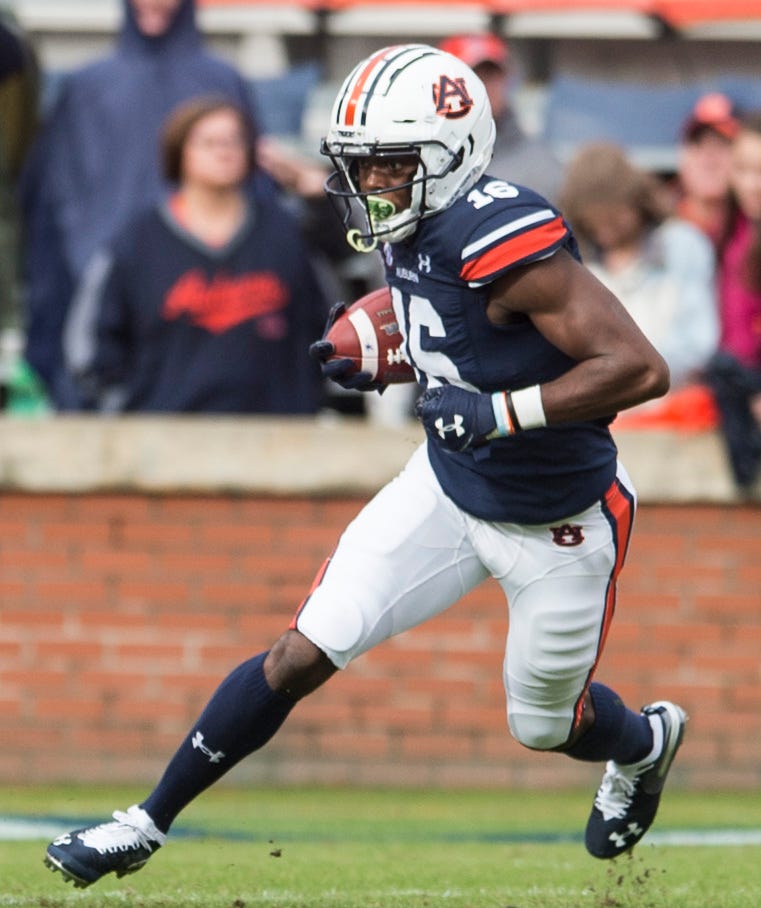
[67,195,325,414]
[382,175,618,524]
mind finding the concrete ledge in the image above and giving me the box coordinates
[612,425,757,503]
[0,415,424,496]
[0,415,756,503]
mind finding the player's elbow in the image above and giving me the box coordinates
[642,352,671,401]
[628,349,670,405]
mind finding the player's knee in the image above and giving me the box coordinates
[508,710,571,751]
[295,592,365,667]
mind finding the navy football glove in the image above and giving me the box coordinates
[309,302,385,393]
[416,385,499,452]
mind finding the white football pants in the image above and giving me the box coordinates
[294,444,636,750]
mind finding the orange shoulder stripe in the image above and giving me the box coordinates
[460,216,567,282]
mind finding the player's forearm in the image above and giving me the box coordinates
[536,353,670,425]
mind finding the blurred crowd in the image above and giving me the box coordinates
[1,0,760,490]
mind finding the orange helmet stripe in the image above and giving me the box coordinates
[343,48,388,126]
[342,46,398,126]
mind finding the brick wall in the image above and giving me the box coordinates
[1,491,759,790]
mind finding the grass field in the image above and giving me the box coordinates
[1,785,760,908]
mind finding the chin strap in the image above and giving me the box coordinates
[346,229,378,253]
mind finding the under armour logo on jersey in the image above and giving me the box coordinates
[550,524,585,546]
[418,254,431,273]
[435,414,466,439]
[609,822,644,850]
[432,75,474,119]
[192,730,226,764]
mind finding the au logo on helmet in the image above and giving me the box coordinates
[432,75,474,119]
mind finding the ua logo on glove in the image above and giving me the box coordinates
[417,385,498,452]
[435,414,466,439]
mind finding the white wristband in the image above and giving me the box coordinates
[510,385,547,430]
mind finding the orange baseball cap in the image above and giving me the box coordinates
[682,93,740,141]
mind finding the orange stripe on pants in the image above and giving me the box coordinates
[572,477,635,727]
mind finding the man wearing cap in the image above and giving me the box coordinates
[439,32,562,203]
[676,92,740,248]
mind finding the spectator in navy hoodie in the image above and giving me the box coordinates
[20,0,264,408]
[0,10,37,335]
[64,96,325,414]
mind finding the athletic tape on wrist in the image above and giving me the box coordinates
[510,385,547,430]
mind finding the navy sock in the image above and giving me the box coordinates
[565,682,653,765]
[141,652,294,833]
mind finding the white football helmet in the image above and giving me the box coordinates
[321,43,496,249]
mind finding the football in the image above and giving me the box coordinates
[326,286,416,384]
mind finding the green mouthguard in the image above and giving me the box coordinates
[367,195,396,223]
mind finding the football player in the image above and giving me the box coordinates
[44,44,687,888]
